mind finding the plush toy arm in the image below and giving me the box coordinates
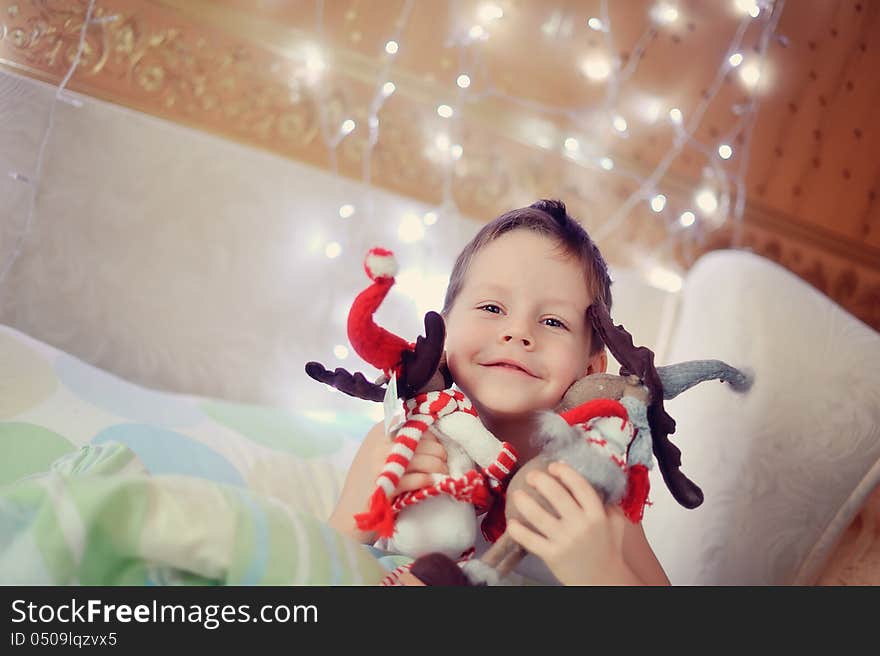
[435,412,509,468]
[435,412,518,491]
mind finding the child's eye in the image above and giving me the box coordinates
[542,317,568,329]
[478,304,502,314]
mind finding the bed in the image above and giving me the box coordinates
[2,250,879,585]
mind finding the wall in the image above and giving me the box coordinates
[0,70,678,418]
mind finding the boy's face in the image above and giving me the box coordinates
[444,230,606,424]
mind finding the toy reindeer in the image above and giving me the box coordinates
[306,248,517,560]
[408,301,754,586]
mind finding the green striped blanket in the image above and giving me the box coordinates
[1,442,386,585]
[1,324,390,585]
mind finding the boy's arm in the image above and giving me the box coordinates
[327,420,449,544]
[621,520,670,586]
[327,421,387,544]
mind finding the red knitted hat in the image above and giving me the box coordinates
[346,247,413,378]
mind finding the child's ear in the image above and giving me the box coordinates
[584,350,608,376]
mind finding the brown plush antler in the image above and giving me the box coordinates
[304,362,386,402]
[306,311,451,402]
[587,302,703,509]
[399,311,449,397]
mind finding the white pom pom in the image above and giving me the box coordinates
[461,560,502,586]
[364,247,398,281]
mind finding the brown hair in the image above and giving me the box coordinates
[441,199,613,354]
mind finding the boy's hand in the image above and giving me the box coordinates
[506,461,637,585]
[393,432,449,495]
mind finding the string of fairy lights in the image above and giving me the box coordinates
[2,1,784,293]
[302,0,785,297]
[291,0,788,417]
[0,0,785,416]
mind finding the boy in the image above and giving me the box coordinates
[328,199,669,585]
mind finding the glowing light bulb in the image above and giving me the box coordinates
[718,144,733,159]
[450,144,463,160]
[423,211,438,225]
[437,104,454,118]
[341,119,356,134]
[728,52,743,67]
[434,133,450,151]
[457,74,471,88]
[613,115,628,133]
[735,0,760,18]
[588,17,604,31]
[325,242,342,258]
[305,46,325,74]
[338,204,355,218]
[398,213,425,243]
[638,96,663,124]
[333,345,349,359]
[652,3,680,25]
[382,81,396,96]
[599,157,614,171]
[469,25,486,39]
[669,107,683,124]
[385,40,399,54]
[581,56,611,81]
[679,211,696,227]
[695,189,718,214]
[650,194,667,212]
[478,3,504,22]
[739,61,761,88]
[564,137,580,152]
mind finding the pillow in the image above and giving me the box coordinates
[0,323,372,521]
[641,250,880,585]
[0,323,388,585]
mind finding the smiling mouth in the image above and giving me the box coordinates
[483,362,538,377]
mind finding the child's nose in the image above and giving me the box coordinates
[503,334,532,348]
[501,323,534,348]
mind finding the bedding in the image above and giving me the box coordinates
[1,442,386,584]
[642,251,880,585]
[0,324,387,584]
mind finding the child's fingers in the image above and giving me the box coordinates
[547,461,604,515]
[395,472,435,493]
[510,489,559,538]
[524,469,581,519]
[506,518,550,555]
[408,453,448,475]
[413,434,447,460]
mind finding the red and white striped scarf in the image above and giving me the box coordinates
[354,390,477,537]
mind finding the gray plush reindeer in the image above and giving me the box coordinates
[409,301,753,586]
